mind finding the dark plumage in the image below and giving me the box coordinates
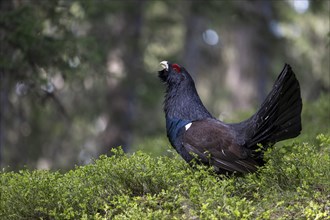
[158,61,302,174]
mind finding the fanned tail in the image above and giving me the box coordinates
[246,64,302,149]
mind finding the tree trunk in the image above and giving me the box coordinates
[99,0,146,153]
[224,0,274,111]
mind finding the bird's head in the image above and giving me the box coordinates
[158,61,191,85]
[158,60,213,121]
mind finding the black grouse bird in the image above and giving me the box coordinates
[158,61,302,174]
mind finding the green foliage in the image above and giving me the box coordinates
[2,0,329,171]
[300,93,330,140]
[1,137,330,219]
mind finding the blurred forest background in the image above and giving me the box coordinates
[1,0,329,170]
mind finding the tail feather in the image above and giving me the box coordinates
[244,64,302,149]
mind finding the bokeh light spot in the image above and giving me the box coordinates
[202,29,219,46]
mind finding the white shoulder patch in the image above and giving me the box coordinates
[185,122,192,131]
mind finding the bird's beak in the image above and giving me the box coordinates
[160,61,169,71]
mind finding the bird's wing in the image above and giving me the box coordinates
[182,118,258,174]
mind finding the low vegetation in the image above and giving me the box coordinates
[1,135,329,219]
[1,94,329,219]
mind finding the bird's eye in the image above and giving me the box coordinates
[172,64,181,73]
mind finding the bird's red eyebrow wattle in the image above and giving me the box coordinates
[172,64,181,73]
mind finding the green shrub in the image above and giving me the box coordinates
[1,135,330,219]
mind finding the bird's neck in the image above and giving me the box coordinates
[164,80,213,122]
